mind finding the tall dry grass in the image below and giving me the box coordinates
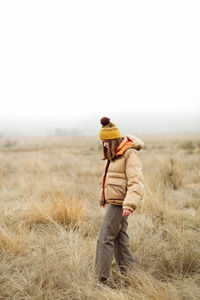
[0,134,199,299]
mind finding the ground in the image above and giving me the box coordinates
[0,134,199,300]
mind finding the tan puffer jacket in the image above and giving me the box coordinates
[99,135,144,212]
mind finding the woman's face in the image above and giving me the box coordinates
[103,140,109,149]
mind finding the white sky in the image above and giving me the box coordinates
[0,0,199,135]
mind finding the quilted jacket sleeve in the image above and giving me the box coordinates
[123,149,144,212]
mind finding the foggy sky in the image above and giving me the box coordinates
[0,0,199,136]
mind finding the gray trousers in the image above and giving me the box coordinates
[95,205,135,281]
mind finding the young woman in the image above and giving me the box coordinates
[95,117,145,284]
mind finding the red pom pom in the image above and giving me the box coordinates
[100,117,110,126]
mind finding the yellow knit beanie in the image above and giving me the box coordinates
[99,117,121,140]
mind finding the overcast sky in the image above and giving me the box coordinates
[0,0,199,135]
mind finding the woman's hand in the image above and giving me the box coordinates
[122,209,132,216]
[100,204,105,208]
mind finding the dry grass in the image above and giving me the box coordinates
[22,195,84,226]
[0,227,26,255]
[0,134,199,299]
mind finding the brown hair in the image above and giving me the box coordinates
[102,138,122,161]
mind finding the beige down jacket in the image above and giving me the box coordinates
[99,135,145,212]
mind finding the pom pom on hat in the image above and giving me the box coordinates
[99,116,121,140]
[100,117,110,126]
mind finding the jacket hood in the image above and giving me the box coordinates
[126,135,144,150]
[116,135,144,156]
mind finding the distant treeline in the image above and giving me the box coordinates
[0,127,84,137]
[48,128,84,137]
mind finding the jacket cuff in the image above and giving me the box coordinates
[123,205,136,212]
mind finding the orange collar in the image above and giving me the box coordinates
[116,138,133,156]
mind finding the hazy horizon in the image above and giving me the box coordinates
[1,111,200,137]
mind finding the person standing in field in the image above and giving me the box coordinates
[95,117,145,284]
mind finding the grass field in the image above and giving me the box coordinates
[0,134,200,300]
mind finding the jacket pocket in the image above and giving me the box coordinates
[106,177,127,200]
